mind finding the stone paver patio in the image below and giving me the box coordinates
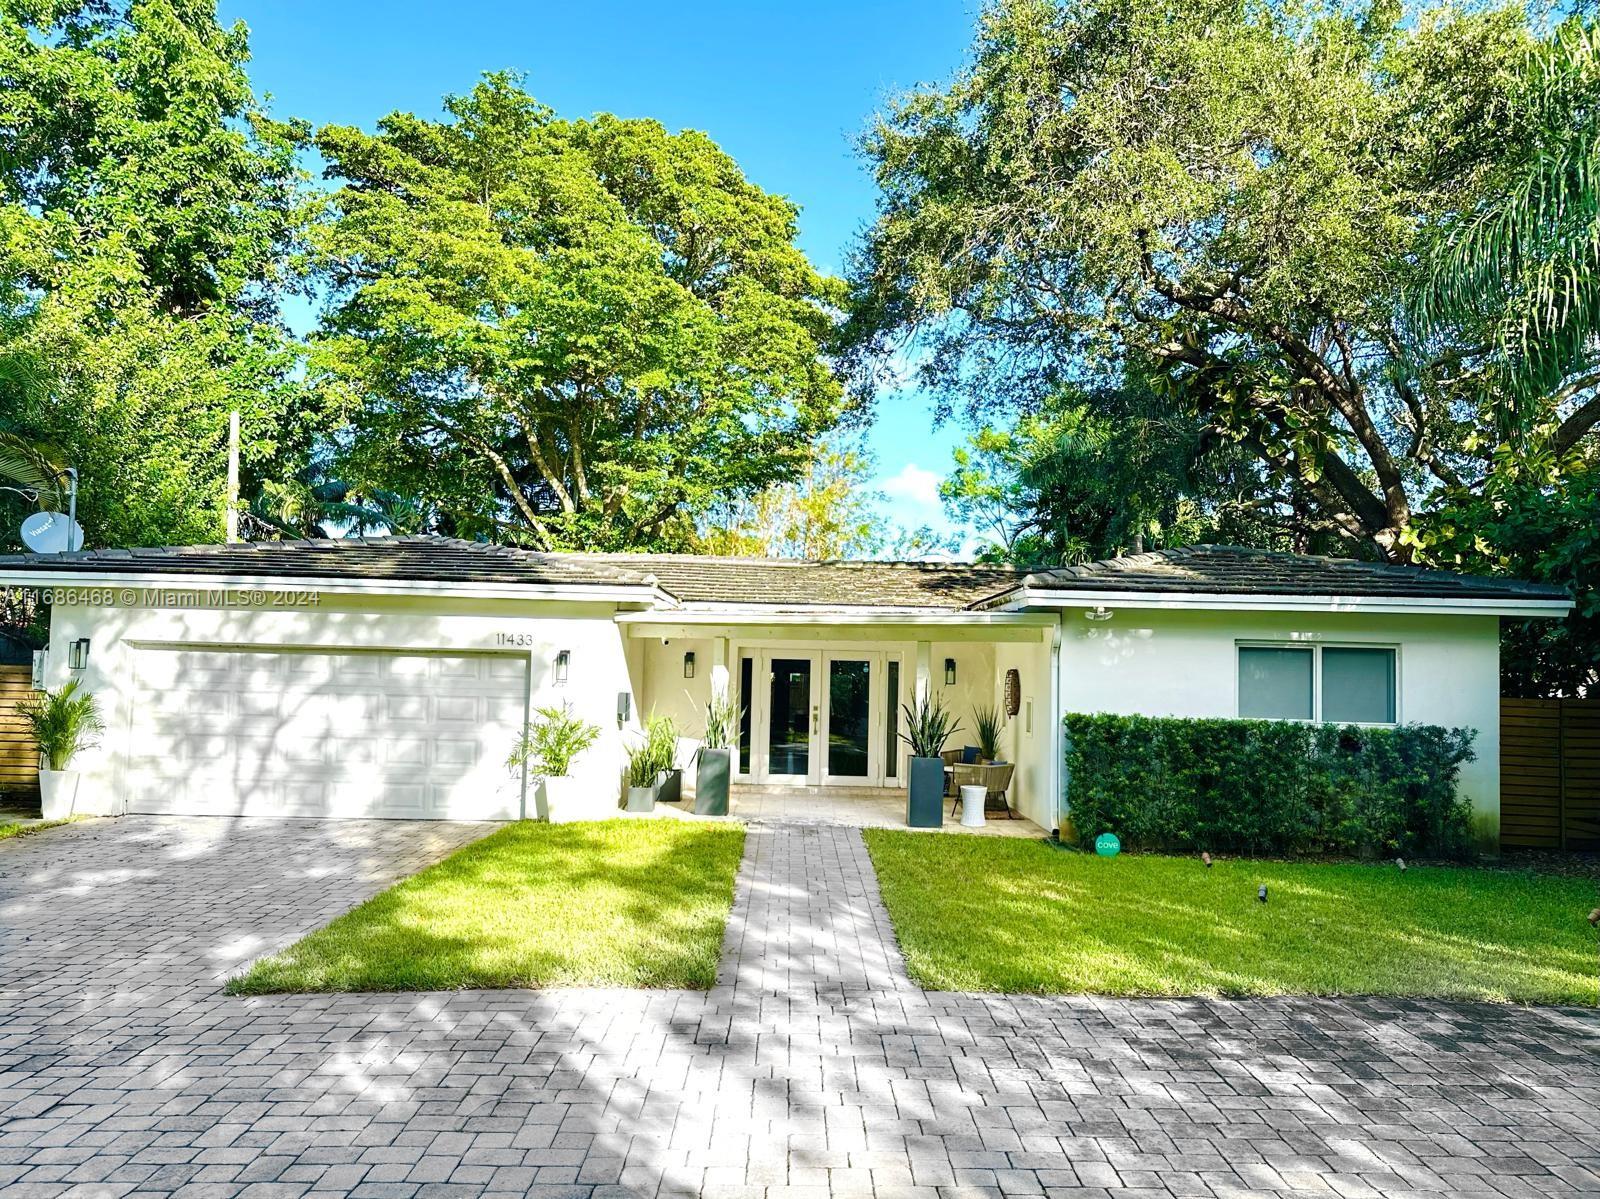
[1,816,1599,1198]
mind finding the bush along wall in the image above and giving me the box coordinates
[1063,714,1477,858]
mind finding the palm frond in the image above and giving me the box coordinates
[1414,21,1600,414]
[0,431,67,509]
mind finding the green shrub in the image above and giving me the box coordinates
[507,703,601,777]
[1064,714,1476,858]
[20,680,102,771]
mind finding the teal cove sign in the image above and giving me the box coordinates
[1094,832,1121,857]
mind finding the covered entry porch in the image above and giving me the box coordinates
[619,609,1061,830]
[723,782,1045,835]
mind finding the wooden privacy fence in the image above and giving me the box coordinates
[1500,697,1600,850]
[0,664,38,800]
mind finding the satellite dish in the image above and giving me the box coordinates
[20,511,85,555]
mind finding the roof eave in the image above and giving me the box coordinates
[983,586,1573,619]
[0,566,668,605]
[616,607,1058,627]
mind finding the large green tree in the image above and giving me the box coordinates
[0,0,309,548]
[941,380,1294,564]
[309,74,847,551]
[701,435,884,559]
[849,0,1581,563]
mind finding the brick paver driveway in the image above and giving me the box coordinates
[3,818,1600,1198]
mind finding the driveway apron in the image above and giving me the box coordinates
[1,816,1598,1198]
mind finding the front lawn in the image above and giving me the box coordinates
[230,820,746,994]
[863,831,1599,1004]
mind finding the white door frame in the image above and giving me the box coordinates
[820,650,881,787]
[754,650,821,786]
[740,643,909,788]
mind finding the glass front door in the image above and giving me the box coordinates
[747,648,905,786]
[766,655,816,781]
[825,658,872,780]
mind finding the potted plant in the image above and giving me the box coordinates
[973,703,1004,763]
[20,679,103,820]
[508,703,602,823]
[650,713,684,806]
[625,739,660,812]
[695,694,738,816]
[625,714,677,812]
[900,693,960,828]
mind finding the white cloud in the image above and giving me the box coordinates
[878,462,943,508]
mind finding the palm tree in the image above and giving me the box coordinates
[245,450,420,540]
[1416,20,1600,444]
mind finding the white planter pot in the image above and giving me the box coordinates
[626,785,656,813]
[537,775,614,824]
[959,784,987,828]
[39,770,80,821]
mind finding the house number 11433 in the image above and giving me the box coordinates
[495,632,538,647]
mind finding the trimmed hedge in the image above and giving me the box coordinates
[1064,714,1477,858]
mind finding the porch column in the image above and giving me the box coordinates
[914,640,932,705]
[710,636,729,701]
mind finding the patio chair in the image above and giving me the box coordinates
[949,762,1016,819]
[939,748,963,795]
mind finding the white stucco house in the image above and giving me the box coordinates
[0,538,1571,850]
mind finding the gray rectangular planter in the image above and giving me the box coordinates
[907,756,945,828]
[695,747,731,815]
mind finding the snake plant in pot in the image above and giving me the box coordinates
[695,694,738,815]
[507,703,602,823]
[21,680,103,819]
[973,703,1004,763]
[625,714,678,812]
[899,693,960,828]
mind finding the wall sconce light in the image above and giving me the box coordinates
[683,651,695,679]
[944,658,956,686]
[68,638,90,671]
[554,649,569,686]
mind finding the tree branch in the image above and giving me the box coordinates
[1549,387,1600,460]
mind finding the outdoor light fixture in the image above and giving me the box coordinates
[683,651,696,679]
[67,638,90,671]
[944,658,956,686]
[1084,605,1113,622]
[554,649,570,686]
[616,692,632,726]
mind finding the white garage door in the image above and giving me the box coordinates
[125,648,527,820]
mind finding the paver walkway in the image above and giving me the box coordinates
[1,817,1599,1198]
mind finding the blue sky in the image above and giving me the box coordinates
[219,0,982,551]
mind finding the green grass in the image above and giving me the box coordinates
[863,831,1600,1004]
[229,820,747,994]
[0,816,85,841]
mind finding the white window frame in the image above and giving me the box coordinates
[1235,641,1400,726]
